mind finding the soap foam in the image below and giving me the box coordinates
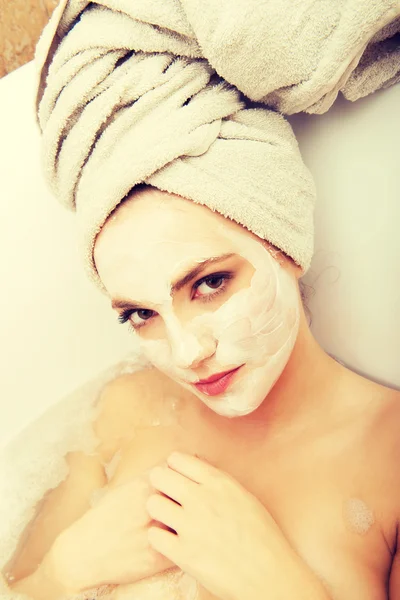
[343,497,375,535]
[68,583,117,599]
[0,350,149,598]
[64,569,199,600]
[110,567,199,599]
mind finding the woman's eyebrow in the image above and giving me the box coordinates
[170,252,235,294]
[111,252,236,310]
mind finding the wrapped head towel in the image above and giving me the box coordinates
[34,0,318,293]
[34,0,399,292]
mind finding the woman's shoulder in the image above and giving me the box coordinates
[370,385,400,474]
[361,379,400,452]
[339,366,400,431]
[96,366,192,421]
[337,368,399,489]
[92,367,192,461]
[348,371,400,461]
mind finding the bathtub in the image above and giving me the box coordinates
[0,57,399,599]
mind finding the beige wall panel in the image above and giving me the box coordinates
[0,0,57,79]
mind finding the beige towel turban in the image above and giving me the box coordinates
[34,0,318,293]
[34,0,400,293]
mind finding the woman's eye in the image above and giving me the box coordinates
[117,308,156,332]
[131,309,155,324]
[195,275,226,297]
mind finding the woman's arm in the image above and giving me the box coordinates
[6,371,133,591]
[9,551,70,600]
[7,450,107,584]
[8,369,178,597]
[7,369,155,586]
[7,451,107,599]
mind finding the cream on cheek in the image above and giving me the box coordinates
[136,223,300,418]
[205,227,299,417]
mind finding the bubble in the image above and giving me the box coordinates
[152,395,183,427]
[343,497,375,535]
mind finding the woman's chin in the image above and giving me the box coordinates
[195,385,267,418]
[205,398,263,418]
[155,365,273,419]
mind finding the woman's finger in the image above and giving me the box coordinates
[166,451,220,484]
[149,465,197,505]
[147,525,181,563]
[146,493,183,532]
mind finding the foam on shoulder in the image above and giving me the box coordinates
[0,351,149,597]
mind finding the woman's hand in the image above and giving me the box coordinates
[146,452,330,600]
[47,475,174,593]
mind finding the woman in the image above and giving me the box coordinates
[5,0,400,597]
[6,183,400,600]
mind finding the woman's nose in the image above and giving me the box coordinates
[168,327,217,370]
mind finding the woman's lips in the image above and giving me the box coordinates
[193,366,243,397]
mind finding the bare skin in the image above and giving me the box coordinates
[7,311,400,599]
[6,188,400,598]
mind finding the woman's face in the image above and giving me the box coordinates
[94,188,301,418]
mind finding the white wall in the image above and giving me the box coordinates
[288,85,400,389]
[0,62,398,447]
[0,63,136,447]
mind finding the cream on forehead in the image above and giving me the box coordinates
[101,209,238,307]
[121,219,260,317]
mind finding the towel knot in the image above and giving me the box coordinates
[184,120,222,157]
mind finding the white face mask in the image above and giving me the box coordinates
[95,190,300,418]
